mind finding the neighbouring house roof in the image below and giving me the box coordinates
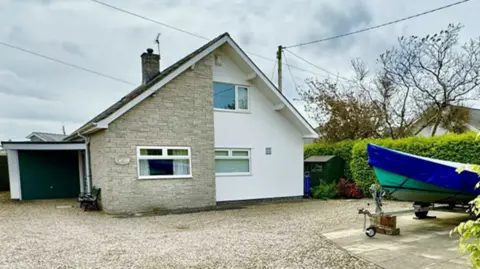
[26,132,67,142]
[65,32,318,141]
[304,155,336,163]
[468,108,480,131]
[414,106,480,135]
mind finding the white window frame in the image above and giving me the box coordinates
[215,148,251,176]
[213,82,250,112]
[136,146,192,179]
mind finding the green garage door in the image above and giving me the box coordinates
[18,150,80,200]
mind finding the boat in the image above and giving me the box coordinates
[367,144,480,205]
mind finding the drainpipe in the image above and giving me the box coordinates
[78,133,92,196]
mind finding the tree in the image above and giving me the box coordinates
[379,24,480,136]
[299,77,384,142]
[351,59,421,139]
[298,60,420,141]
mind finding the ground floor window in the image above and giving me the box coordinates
[137,146,191,179]
[215,148,251,175]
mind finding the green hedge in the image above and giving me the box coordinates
[306,132,480,194]
[304,140,355,179]
[351,132,480,193]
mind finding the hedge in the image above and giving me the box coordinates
[305,132,480,194]
[351,132,480,193]
[304,140,355,179]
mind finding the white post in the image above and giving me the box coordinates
[78,133,91,196]
[6,150,21,200]
[78,151,85,196]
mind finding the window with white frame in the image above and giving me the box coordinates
[215,149,251,175]
[137,147,191,179]
[213,82,249,111]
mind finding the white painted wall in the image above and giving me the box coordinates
[213,49,304,202]
[6,150,21,199]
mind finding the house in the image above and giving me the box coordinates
[416,106,480,137]
[26,132,67,142]
[1,33,318,214]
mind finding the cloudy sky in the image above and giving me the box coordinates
[0,0,479,142]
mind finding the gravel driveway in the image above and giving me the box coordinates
[0,192,409,269]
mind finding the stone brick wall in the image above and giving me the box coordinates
[89,56,215,214]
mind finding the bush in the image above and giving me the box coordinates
[336,178,362,199]
[304,140,355,179]
[311,183,337,200]
[350,132,480,194]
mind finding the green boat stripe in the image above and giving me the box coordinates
[382,185,475,195]
[389,177,410,196]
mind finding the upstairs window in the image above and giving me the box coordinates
[213,82,249,111]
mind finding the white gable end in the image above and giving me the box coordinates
[83,35,317,140]
[212,46,305,202]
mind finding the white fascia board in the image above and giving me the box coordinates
[97,35,231,127]
[224,39,318,138]
[2,143,86,150]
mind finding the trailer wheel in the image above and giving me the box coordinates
[415,211,428,219]
[365,226,376,237]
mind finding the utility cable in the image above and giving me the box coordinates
[87,0,337,79]
[284,49,349,81]
[282,51,299,91]
[284,0,472,48]
[0,41,136,86]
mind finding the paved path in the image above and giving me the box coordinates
[323,211,472,269]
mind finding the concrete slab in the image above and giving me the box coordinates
[422,261,471,269]
[324,210,472,269]
[376,254,439,269]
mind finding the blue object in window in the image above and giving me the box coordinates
[213,82,235,109]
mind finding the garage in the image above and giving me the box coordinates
[1,142,87,200]
[18,150,80,200]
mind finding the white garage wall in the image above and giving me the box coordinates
[6,150,21,199]
[213,49,304,202]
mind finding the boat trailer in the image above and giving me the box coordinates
[358,185,400,237]
[358,185,472,237]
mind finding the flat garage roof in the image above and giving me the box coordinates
[1,141,86,150]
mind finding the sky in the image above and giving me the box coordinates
[0,0,479,142]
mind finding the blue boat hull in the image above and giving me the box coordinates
[368,144,479,203]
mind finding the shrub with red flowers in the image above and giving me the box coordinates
[336,178,362,199]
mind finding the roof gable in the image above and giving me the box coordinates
[27,132,67,142]
[65,32,318,140]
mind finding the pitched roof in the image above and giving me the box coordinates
[27,132,67,142]
[65,32,318,140]
[304,155,336,163]
[66,33,230,140]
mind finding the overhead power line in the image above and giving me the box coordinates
[89,0,209,41]
[282,51,299,91]
[87,0,336,79]
[270,61,277,81]
[284,49,349,81]
[0,41,136,86]
[285,0,472,48]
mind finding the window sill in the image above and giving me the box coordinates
[216,173,252,177]
[214,109,251,114]
[138,175,193,180]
